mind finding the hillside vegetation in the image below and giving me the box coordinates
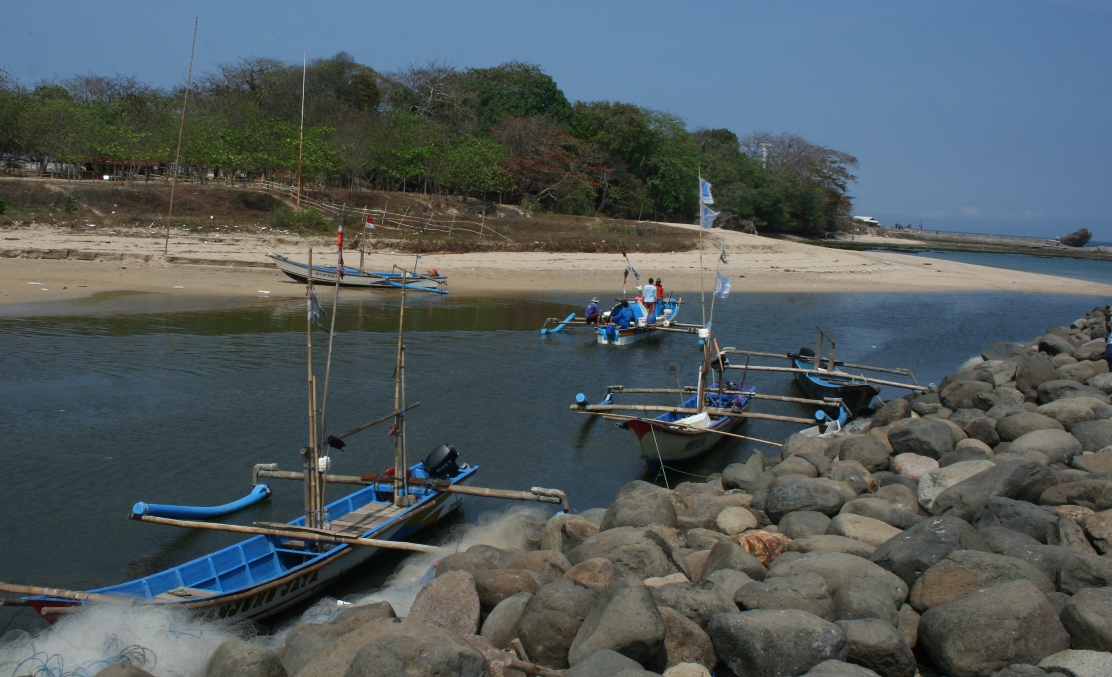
[0,56,858,235]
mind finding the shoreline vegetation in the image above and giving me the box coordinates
[2,179,1112,308]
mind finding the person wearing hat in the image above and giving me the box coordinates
[585,297,602,325]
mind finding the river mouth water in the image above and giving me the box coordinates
[0,288,1102,634]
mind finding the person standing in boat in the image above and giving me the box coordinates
[655,278,665,303]
[641,278,658,320]
[585,297,602,325]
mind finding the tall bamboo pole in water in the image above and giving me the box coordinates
[392,261,413,507]
[163,18,198,257]
[304,248,319,529]
[317,226,344,519]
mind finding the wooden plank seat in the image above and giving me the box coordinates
[329,502,404,537]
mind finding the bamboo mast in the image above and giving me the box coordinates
[304,247,320,529]
[392,258,413,507]
[316,225,344,523]
[163,18,197,257]
[296,52,306,212]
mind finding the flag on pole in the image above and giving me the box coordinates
[699,177,714,205]
[700,204,720,229]
[365,215,375,229]
[719,243,729,265]
[714,271,731,299]
[336,225,345,279]
[620,246,640,281]
[306,286,329,333]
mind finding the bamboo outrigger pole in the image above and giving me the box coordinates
[723,364,930,391]
[579,410,784,448]
[163,18,198,257]
[721,348,920,380]
[571,402,817,424]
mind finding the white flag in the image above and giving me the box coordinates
[699,177,714,205]
[700,204,719,229]
[714,272,731,299]
[365,215,376,229]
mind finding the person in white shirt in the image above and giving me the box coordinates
[642,277,658,320]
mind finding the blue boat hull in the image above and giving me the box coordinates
[791,358,880,414]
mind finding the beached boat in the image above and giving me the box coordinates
[789,349,882,415]
[267,253,448,294]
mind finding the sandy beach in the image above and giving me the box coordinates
[2,222,1110,307]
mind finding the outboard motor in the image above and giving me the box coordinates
[425,444,460,479]
[799,347,815,357]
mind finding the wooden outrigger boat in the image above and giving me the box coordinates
[267,253,449,294]
[4,230,567,623]
[609,387,753,464]
[595,296,683,346]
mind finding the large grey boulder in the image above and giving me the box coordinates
[651,580,735,628]
[1037,379,1109,404]
[1039,334,1077,357]
[518,580,599,668]
[1082,509,1112,553]
[979,525,1041,554]
[721,462,761,492]
[734,573,835,620]
[1069,419,1112,451]
[868,515,985,587]
[835,618,916,677]
[282,602,397,676]
[569,579,666,669]
[871,399,913,428]
[567,527,691,580]
[888,419,955,459]
[767,551,908,607]
[343,618,487,677]
[766,481,846,521]
[917,460,994,511]
[804,660,883,676]
[943,380,996,411]
[908,550,1055,611]
[564,649,652,677]
[480,592,532,650]
[472,569,545,611]
[1074,449,1112,474]
[973,496,1095,552]
[788,535,877,558]
[1008,429,1083,465]
[930,459,1056,520]
[828,514,902,548]
[779,510,833,539]
[658,606,717,672]
[507,550,572,581]
[1038,649,1112,677]
[564,557,625,592]
[918,580,1070,677]
[407,570,481,636]
[996,412,1065,441]
[1017,354,1059,393]
[543,513,600,553]
[1060,587,1112,652]
[1039,480,1112,510]
[707,609,848,677]
[964,416,1002,447]
[1000,542,1086,584]
[435,551,497,578]
[1037,398,1099,428]
[602,480,679,530]
[839,437,892,473]
[832,578,900,625]
[841,497,924,531]
[1058,551,1112,594]
[701,538,767,581]
[983,342,1026,361]
[204,640,286,677]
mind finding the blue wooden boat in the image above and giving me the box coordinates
[268,253,449,294]
[790,349,881,415]
[596,297,682,345]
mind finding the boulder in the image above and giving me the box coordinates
[931,459,1056,520]
[735,529,792,566]
[507,550,572,581]
[204,640,286,677]
[979,525,1042,553]
[1057,360,1108,385]
[563,557,625,592]
[1037,398,1101,430]
[981,360,1021,386]
[835,618,916,677]
[1039,334,1077,357]
[1009,429,1084,465]
[715,506,758,535]
[784,433,834,459]
[567,527,690,580]
[767,551,908,607]
[896,604,919,651]
[435,552,497,578]
[602,480,679,530]
[564,649,653,677]
[772,455,822,478]
[658,606,716,671]
[518,580,599,669]
[1069,419,1112,451]
[1039,480,1112,509]
[1017,355,1060,393]
[963,416,1002,447]
[789,535,877,558]
[766,481,847,521]
[908,549,1055,611]
[1001,542,1086,584]
[874,484,921,512]
[543,513,600,553]
[1038,649,1112,677]
[943,380,996,411]
[973,496,1095,552]
[779,511,833,539]
[832,578,900,625]
[707,609,849,677]
[704,568,754,599]
[1086,371,1112,394]
[872,399,913,427]
[911,392,944,416]
[343,617,487,677]
[1058,552,1112,594]
[408,570,481,636]
[651,580,735,628]
[918,580,1070,677]
[701,539,767,581]
[1073,449,1112,474]
[1082,509,1112,553]
[887,419,955,459]
[891,453,938,481]
[568,578,666,668]
[472,569,546,611]
[1037,380,1109,404]
[983,342,1026,361]
[997,413,1066,441]
[828,514,901,548]
[684,527,731,550]
[918,460,995,511]
[804,661,884,676]
[468,544,520,568]
[827,461,877,495]
[722,462,762,492]
[480,592,532,650]
[868,515,985,587]
[841,497,924,531]
[1060,587,1112,652]
[840,437,892,473]
[734,573,835,620]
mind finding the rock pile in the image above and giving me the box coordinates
[175,307,1112,677]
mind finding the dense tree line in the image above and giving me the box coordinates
[0,56,858,233]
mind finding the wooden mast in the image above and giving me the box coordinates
[316,225,344,524]
[304,247,320,529]
[392,258,413,507]
[163,18,198,257]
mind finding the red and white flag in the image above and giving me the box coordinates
[337,225,344,279]
[365,215,376,229]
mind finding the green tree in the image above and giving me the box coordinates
[460,62,572,128]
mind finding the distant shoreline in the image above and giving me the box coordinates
[814,229,1112,261]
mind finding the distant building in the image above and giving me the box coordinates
[852,215,882,227]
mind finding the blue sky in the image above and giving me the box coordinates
[2,1,1110,237]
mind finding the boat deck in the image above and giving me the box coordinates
[330,500,406,537]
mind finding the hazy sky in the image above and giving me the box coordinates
[3,1,1110,237]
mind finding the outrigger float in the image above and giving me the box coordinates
[1,229,566,623]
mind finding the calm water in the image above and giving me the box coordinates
[0,288,1101,633]
[912,249,1112,286]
